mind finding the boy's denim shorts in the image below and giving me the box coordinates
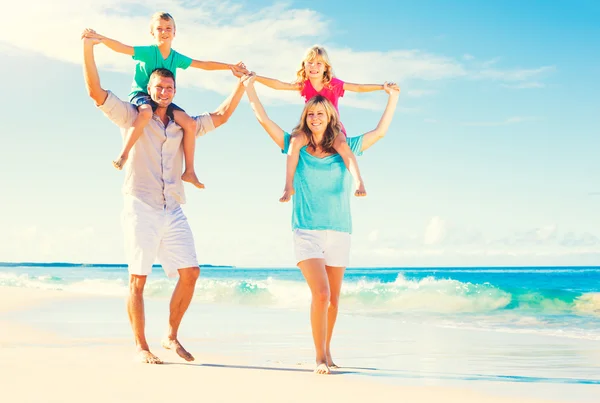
[129,91,185,119]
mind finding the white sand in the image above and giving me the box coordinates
[0,287,577,403]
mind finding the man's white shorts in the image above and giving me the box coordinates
[121,196,198,278]
[293,229,351,267]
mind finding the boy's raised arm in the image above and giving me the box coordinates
[82,28,134,56]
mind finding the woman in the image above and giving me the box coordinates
[243,73,400,374]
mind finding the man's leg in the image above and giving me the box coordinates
[128,274,162,364]
[161,266,199,361]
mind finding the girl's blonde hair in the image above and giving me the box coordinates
[150,11,176,30]
[294,45,335,90]
[292,95,341,154]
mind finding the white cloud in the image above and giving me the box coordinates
[423,216,447,245]
[4,0,554,110]
[502,82,545,89]
[463,53,475,60]
[475,66,555,82]
[352,220,600,266]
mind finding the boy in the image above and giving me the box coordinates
[84,12,247,188]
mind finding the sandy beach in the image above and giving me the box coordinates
[1,286,597,403]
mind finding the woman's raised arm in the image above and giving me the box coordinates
[244,74,286,149]
[361,82,400,152]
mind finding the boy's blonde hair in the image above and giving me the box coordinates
[294,45,335,89]
[150,11,176,30]
[292,95,341,154]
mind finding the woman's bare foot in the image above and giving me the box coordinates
[354,182,367,197]
[314,361,331,374]
[113,155,127,170]
[161,338,195,362]
[279,187,295,202]
[326,352,339,369]
[181,170,205,189]
[137,349,163,364]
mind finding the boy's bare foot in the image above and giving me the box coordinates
[161,338,195,362]
[314,362,331,374]
[354,182,367,197]
[181,170,205,189]
[113,155,127,170]
[279,187,295,202]
[137,349,163,364]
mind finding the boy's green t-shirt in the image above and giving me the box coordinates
[129,45,193,99]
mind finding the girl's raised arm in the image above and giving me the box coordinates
[244,75,286,149]
[361,82,400,152]
[256,75,301,91]
[343,82,386,93]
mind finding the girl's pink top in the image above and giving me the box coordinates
[300,77,346,132]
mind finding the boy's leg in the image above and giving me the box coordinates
[172,109,204,189]
[333,133,367,197]
[281,135,304,202]
[114,103,153,170]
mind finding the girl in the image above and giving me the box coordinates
[256,45,395,202]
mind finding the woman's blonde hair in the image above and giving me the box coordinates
[294,45,335,90]
[292,95,341,154]
[150,11,176,30]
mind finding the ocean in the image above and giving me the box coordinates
[2,263,599,340]
[1,263,599,401]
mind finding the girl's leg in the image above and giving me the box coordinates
[324,265,345,368]
[298,258,331,374]
[172,109,204,189]
[114,104,153,170]
[333,133,367,197]
[280,135,302,202]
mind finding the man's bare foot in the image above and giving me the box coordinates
[354,182,367,197]
[161,338,195,362]
[137,349,163,364]
[181,170,205,189]
[279,187,295,202]
[113,155,127,170]
[314,362,331,374]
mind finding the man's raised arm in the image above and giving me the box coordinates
[209,67,248,129]
[82,34,108,106]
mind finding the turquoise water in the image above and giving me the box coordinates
[2,263,599,340]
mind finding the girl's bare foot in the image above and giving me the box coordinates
[137,349,163,364]
[161,338,195,362]
[113,155,127,170]
[279,187,295,202]
[314,362,331,374]
[181,170,205,189]
[354,182,367,197]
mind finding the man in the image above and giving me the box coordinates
[82,34,246,364]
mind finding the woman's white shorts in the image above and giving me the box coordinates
[293,229,351,267]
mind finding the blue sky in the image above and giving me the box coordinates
[1,0,598,267]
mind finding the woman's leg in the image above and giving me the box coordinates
[324,265,345,368]
[298,258,331,374]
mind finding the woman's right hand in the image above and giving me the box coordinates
[384,81,400,96]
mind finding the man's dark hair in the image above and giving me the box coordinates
[149,68,176,87]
